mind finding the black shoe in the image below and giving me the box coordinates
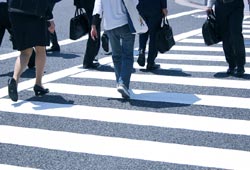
[83,62,100,69]
[46,45,60,52]
[226,67,235,75]
[8,78,18,102]
[137,50,145,67]
[101,34,109,52]
[146,63,160,71]
[33,84,49,97]
[235,67,245,77]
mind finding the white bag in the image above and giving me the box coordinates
[122,0,148,34]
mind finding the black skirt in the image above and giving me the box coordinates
[9,12,50,51]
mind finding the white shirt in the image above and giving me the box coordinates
[93,0,128,31]
[0,0,7,3]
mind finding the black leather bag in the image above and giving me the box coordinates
[8,0,48,17]
[156,18,175,53]
[202,11,221,46]
[69,8,89,40]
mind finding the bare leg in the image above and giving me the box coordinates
[13,48,33,83]
[34,46,46,87]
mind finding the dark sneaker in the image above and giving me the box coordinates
[117,84,130,99]
[101,34,109,52]
[8,78,18,102]
[146,63,160,71]
[137,50,145,67]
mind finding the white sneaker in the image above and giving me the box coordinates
[117,84,130,99]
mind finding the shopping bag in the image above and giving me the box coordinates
[156,18,175,53]
[122,0,148,34]
[202,11,221,46]
[69,8,89,40]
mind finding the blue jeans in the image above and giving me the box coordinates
[106,24,135,89]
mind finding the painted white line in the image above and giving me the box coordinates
[1,98,250,136]
[174,28,201,41]
[168,9,204,19]
[156,53,227,62]
[72,70,250,90]
[171,45,250,52]
[29,83,250,109]
[1,125,250,170]
[0,164,40,170]
[0,57,112,99]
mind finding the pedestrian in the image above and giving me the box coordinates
[136,0,168,71]
[91,0,135,99]
[206,0,246,77]
[7,0,55,102]
[46,0,61,53]
[0,0,12,47]
[74,0,101,69]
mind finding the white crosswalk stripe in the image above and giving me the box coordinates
[1,13,250,170]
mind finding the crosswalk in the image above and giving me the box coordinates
[1,18,250,170]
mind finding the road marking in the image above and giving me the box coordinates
[0,125,249,170]
[72,70,250,89]
[0,164,40,170]
[171,45,250,52]
[26,83,250,109]
[1,98,250,136]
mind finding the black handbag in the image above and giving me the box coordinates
[202,11,221,46]
[156,18,175,53]
[69,8,89,40]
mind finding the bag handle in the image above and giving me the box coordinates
[74,7,84,16]
[161,16,169,27]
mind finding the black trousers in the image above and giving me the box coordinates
[0,2,12,46]
[139,14,162,65]
[215,0,246,68]
[83,9,101,66]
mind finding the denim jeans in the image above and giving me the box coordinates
[106,24,135,89]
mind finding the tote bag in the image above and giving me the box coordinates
[156,18,175,53]
[202,11,221,46]
[69,8,89,40]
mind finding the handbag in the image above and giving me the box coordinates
[69,8,89,40]
[202,11,221,46]
[8,0,48,17]
[122,0,148,34]
[156,18,175,53]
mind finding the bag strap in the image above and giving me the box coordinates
[161,17,169,27]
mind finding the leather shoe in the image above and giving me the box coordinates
[235,67,245,77]
[137,50,145,67]
[146,63,160,71]
[8,78,18,102]
[83,62,100,69]
[226,67,235,75]
[46,45,60,52]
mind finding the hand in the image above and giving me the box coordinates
[91,25,98,41]
[206,7,213,15]
[48,20,55,33]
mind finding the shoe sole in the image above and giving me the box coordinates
[117,88,130,99]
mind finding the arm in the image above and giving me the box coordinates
[206,0,216,14]
[161,0,168,16]
[46,0,55,33]
[91,0,102,40]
